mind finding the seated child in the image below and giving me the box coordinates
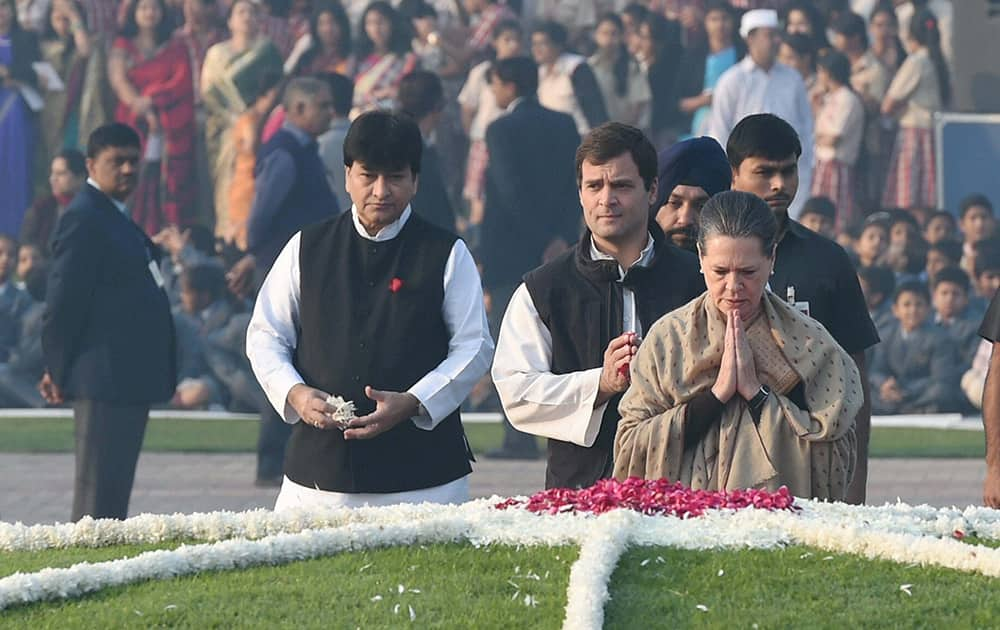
[925,239,962,282]
[924,210,958,245]
[799,196,837,240]
[0,235,32,362]
[853,217,890,268]
[171,264,233,410]
[871,281,961,414]
[931,266,982,370]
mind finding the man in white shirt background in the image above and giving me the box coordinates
[492,122,703,489]
[247,111,494,510]
[707,9,814,219]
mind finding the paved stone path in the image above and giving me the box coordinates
[0,454,986,524]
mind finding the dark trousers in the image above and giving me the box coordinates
[256,402,291,479]
[488,282,540,456]
[72,400,149,521]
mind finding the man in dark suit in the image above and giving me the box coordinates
[40,123,177,521]
[481,56,581,458]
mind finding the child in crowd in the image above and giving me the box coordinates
[14,242,44,292]
[854,217,889,268]
[871,281,961,414]
[858,264,897,337]
[925,239,962,281]
[799,196,837,240]
[0,235,31,363]
[171,264,233,411]
[971,242,1000,311]
[924,209,957,245]
[0,264,48,408]
[812,50,864,230]
[884,211,927,283]
[931,266,982,370]
[959,194,997,247]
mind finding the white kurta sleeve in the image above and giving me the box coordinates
[705,66,739,149]
[246,233,306,424]
[491,283,608,447]
[408,240,495,430]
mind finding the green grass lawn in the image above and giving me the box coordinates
[4,542,1000,628]
[0,417,985,458]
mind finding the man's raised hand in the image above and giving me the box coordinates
[596,332,640,406]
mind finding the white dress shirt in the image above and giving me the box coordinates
[248,205,494,506]
[706,57,815,219]
[86,179,128,215]
[491,235,655,449]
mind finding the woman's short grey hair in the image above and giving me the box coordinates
[697,190,778,256]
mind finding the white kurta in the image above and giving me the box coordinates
[706,57,815,219]
[491,236,654,449]
[247,206,495,509]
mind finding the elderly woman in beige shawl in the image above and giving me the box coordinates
[614,191,860,500]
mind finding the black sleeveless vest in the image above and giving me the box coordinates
[523,228,704,489]
[286,211,473,493]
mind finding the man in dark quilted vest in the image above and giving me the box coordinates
[247,111,494,509]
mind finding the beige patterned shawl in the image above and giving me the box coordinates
[613,291,861,500]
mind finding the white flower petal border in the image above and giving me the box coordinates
[3,499,1000,628]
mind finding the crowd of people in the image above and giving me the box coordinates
[0,0,986,427]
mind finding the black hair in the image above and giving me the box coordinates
[396,70,444,120]
[928,239,962,264]
[262,0,289,18]
[55,148,87,178]
[726,114,802,169]
[343,110,422,175]
[893,279,930,304]
[356,1,411,58]
[490,56,538,97]
[622,2,649,24]
[318,71,354,117]
[858,264,895,299]
[23,262,48,302]
[86,123,142,159]
[704,0,737,19]
[186,224,217,257]
[493,18,521,41]
[301,0,352,65]
[119,0,173,45]
[817,49,851,86]
[698,190,779,257]
[831,11,868,49]
[1,0,21,35]
[909,8,951,106]
[575,122,657,191]
[180,263,226,301]
[931,265,970,293]
[887,207,920,230]
[801,196,837,221]
[959,194,994,220]
[595,13,630,98]
[925,209,957,230]
[975,240,1000,278]
[399,0,436,20]
[252,68,284,104]
[781,32,817,73]
[532,20,568,49]
[226,0,255,21]
[783,1,829,49]
[638,13,682,63]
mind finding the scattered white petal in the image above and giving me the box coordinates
[640,558,651,566]
[358,563,373,572]
[696,605,709,612]
[823,556,834,561]
[511,591,520,601]
[164,604,177,611]
[133,610,143,617]
[900,584,913,596]
[717,569,725,577]
[393,604,400,615]
[523,594,538,607]
[656,556,665,564]
[409,589,421,594]
[398,584,405,594]
[507,580,520,589]
[370,595,382,602]
[409,605,416,621]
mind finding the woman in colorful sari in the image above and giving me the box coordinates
[201,0,282,241]
[109,0,196,235]
[351,1,417,115]
[286,0,352,77]
[614,191,860,501]
[0,0,40,237]
[38,0,110,162]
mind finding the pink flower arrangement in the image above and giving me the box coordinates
[495,477,797,518]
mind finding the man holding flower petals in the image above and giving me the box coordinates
[247,111,494,509]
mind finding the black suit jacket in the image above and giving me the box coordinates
[481,98,581,288]
[8,29,41,88]
[410,143,456,233]
[42,184,177,404]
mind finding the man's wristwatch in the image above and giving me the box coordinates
[748,385,771,411]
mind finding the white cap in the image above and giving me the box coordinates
[739,9,780,39]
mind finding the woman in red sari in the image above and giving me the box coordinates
[108,0,196,235]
